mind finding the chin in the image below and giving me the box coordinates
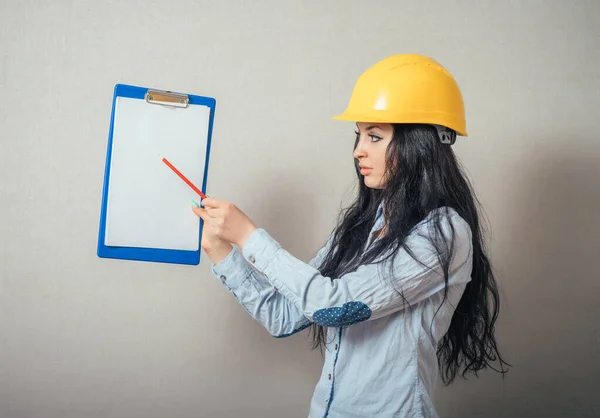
[364,177,384,189]
[365,177,385,189]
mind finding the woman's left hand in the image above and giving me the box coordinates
[192,197,258,248]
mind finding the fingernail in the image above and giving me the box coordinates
[191,200,200,208]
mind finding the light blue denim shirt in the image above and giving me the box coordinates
[211,204,473,417]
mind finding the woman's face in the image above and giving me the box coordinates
[353,122,394,189]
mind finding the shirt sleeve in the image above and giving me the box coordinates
[211,236,332,337]
[239,211,473,327]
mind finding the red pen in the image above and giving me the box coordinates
[161,157,207,199]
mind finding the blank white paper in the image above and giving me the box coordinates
[104,96,210,251]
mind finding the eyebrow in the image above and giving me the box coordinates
[355,124,383,132]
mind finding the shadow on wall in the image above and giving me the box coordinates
[439,141,600,417]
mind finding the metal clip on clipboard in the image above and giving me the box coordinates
[145,89,189,108]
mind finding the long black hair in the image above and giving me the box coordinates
[310,123,510,385]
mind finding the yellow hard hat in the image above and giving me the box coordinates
[332,54,467,136]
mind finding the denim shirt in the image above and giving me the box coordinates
[211,205,473,417]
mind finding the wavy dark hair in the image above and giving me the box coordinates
[309,123,510,385]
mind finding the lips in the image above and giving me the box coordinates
[359,166,373,175]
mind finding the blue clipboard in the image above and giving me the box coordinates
[97,84,216,265]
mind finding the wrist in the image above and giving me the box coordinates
[205,242,233,265]
[236,223,258,249]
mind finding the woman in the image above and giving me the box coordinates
[194,54,509,417]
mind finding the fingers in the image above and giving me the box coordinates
[194,205,220,219]
[201,197,220,208]
[192,206,210,220]
[191,198,227,228]
[204,206,220,217]
[192,205,221,231]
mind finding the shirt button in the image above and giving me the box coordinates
[334,344,338,350]
[249,256,256,263]
[328,374,331,380]
[220,275,226,281]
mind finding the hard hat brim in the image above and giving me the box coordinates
[331,111,468,137]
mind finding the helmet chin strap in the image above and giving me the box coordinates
[433,124,457,145]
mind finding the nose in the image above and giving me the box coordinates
[353,137,366,160]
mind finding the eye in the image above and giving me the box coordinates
[369,134,383,142]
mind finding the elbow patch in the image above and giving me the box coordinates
[313,301,372,327]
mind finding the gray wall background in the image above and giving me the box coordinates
[1,1,599,417]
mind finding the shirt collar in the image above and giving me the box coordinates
[374,201,386,230]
